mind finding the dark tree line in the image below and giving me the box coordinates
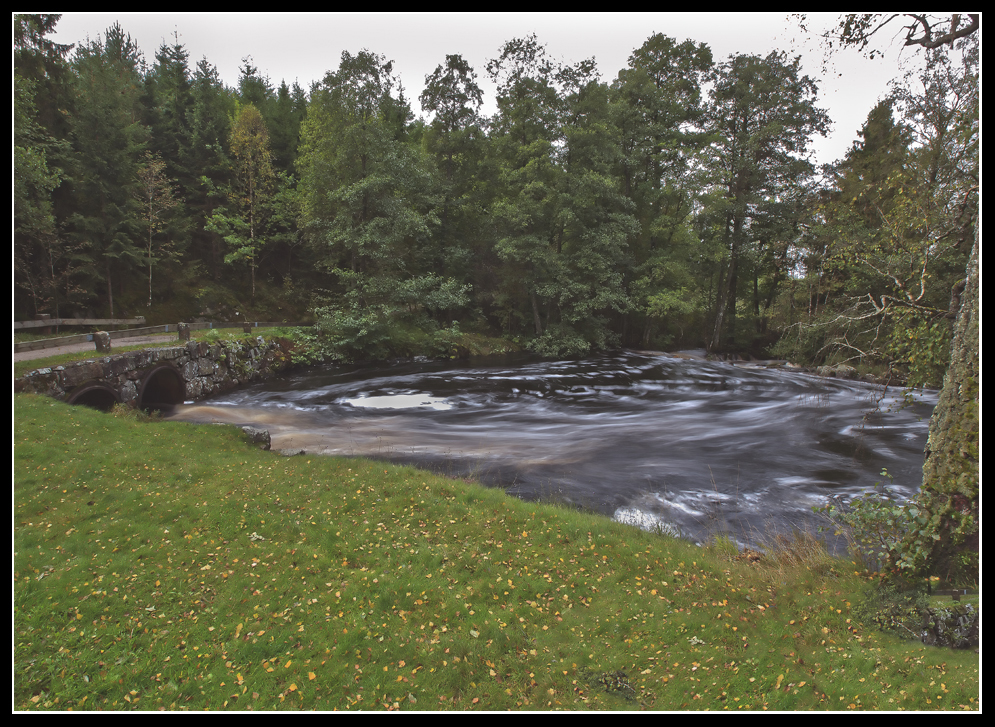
[14,16,977,378]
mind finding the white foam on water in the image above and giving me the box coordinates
[343,393,452,410]
[614,506,683,538]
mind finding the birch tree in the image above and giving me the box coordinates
[134,151,179,307]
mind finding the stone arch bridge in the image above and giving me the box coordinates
[15,337,294,411]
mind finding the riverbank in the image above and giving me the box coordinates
[14,393,978,710]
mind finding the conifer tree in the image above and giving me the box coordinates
[66,22,148,317]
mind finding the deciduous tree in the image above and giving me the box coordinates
[611,33,714,348]
[705,51,829,352]
[206,102,275,300]
[134,152,180,308]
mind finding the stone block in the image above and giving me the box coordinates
[120,380,137,403]
[109,354,137,375]
[94,331,112,353]
[62,362,104,387]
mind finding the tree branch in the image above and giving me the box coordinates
[904,14,979,49]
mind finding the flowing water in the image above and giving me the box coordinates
[164,351,935,550]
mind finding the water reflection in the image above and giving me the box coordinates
[165,352,935,550]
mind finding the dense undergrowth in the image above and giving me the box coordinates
[14,394,979,710]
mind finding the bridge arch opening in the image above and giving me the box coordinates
[66,383,121,412]
[139,365,186,410]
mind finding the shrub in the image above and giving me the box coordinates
[814,469,977,589]
[851,581,979,649]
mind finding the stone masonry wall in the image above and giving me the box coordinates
[14,336,295,407]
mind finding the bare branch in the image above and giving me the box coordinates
[904,13,980,49]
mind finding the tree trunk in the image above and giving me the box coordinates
[711,244,739,352]
[710,210,742,352]
[148,227,154,309]
[913,232,979,581]
[530,291,543,336]
[105,259,115,318]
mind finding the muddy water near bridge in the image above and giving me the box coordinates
[164,352,935,549]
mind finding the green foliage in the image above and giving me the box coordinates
[885,314,952,389]
[814,468,977,589]
[134,151,183,308]
[780,40,977,377]
[705,50,830,352]
[13,71,72,318]
[304,270,472,363]
[202,102,279,300]
[65,22,150,316]
[850,581,932,638]
[815,473,911,574]
[527,324,597,359]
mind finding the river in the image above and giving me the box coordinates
[163,351,936,550]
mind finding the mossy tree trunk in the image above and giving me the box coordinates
[911,233,979,584]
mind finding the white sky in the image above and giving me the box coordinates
[48,12,934,169]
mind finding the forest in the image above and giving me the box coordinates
[14,15,978,387]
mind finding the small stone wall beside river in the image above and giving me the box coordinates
[14,337,295,410]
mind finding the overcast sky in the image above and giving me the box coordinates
[49,12,932,169]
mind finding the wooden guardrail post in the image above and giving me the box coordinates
[35,314,52,335]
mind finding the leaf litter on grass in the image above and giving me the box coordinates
[14,393,979,711]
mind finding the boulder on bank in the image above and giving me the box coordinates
[240,426,271,450]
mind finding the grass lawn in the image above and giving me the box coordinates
[13,393,979,710]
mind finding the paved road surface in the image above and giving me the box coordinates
[14,335,179,365]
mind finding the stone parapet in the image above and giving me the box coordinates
[14,337,295,410]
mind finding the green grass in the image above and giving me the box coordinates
[14,393,979,711]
